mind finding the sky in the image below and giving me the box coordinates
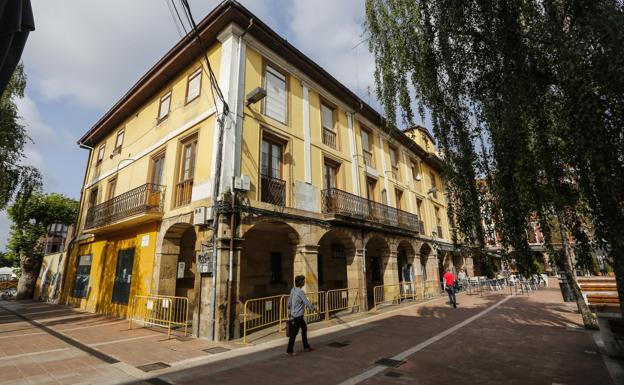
[0,0,427,251]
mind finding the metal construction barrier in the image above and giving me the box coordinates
[128,294,189,338]
[423,281,440,298]
[373,282,424,308]
[242,294,284,344]
[373,284,400,308]
[325,288,361,320]
[278,291,326,331]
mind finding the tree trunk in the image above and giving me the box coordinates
[557,220,598,329]
[16,253,40,300]
[612,247,624,318]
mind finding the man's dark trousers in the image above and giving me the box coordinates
[287,316,309,353]
[446,286,457,307]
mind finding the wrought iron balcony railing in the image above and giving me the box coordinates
[322,127,337,149]
[363,150,375,168]
[260,174,286,206]
[321,188,419,231]
[175,179,193,207]
[85,183,165,229]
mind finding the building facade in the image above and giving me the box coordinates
[61,1,473,340]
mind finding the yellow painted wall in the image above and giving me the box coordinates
[80,43,222,227]
[239,44,451,241]
[63,222,158,317]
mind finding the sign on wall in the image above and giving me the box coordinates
[177,262,185,279]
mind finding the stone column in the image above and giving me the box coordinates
[383,251,400,302]
[464,255,475,277]
[294,244,319,294]
[348,248,367,310]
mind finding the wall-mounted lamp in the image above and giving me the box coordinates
[245,87,266,106]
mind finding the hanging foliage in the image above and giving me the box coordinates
[366,0,623,323]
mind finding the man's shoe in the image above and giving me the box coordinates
[453,304,457,308]
[304,347,314,352]
[286,352,296,356]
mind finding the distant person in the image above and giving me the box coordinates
[458,269,467,281]
[443,268,457,308]
[286,275,319,356]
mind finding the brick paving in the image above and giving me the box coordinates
[0,282,619,385]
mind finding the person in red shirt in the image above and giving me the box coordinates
[443,268,457,308]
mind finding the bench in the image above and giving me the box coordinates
[578,277,624,357]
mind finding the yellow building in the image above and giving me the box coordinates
[62,1,473,340]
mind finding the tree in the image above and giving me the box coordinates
[0,251,11,268]
[0,63,41,210]
[366,0,623,325]
[6,192,78,299]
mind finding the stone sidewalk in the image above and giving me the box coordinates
[0,283,619,385]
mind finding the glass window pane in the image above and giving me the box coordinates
[159,94,171,120]
[321,104,333,130]
[116,131,124,148]
[265,67,287,123]
[261,141,269,176]
[187,72,201,101]
[361,130,369,151]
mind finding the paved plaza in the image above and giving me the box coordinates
[0,281,620,385]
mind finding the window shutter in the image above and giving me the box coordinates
[265,67,287,123]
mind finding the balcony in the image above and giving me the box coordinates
[321,188,419,232]
[363,150,375,168]
[322,127,337,149]
[175,179,193,207]
[84,183,165,233]
[260,174,286,206]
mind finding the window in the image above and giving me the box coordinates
[261,137,283,179]
[112,248,135,304]
[416,199,425,233]
[366,178,376,201]
[106,177,117,200]
[96,144,105,164]
[88,188,98,208]
[260,136,285,205]
[186,68,201,103]
[323,160,339,190]
[435,206,443,238]
[411,161,418,180]
[430,172,438,198]
[361,128,374,168]
[72,254,92,298]
[394,188,403,210]
[114,129,124,153]
[270,252,282,284]
[321,103,337,149]
[389,146,399,180]
[150,152,165,186]
[158,92,171,122]
[175,135,197,206]
[381,189,388,205]
[264,65,287,123]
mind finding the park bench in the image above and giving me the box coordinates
[578,276,623,357]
